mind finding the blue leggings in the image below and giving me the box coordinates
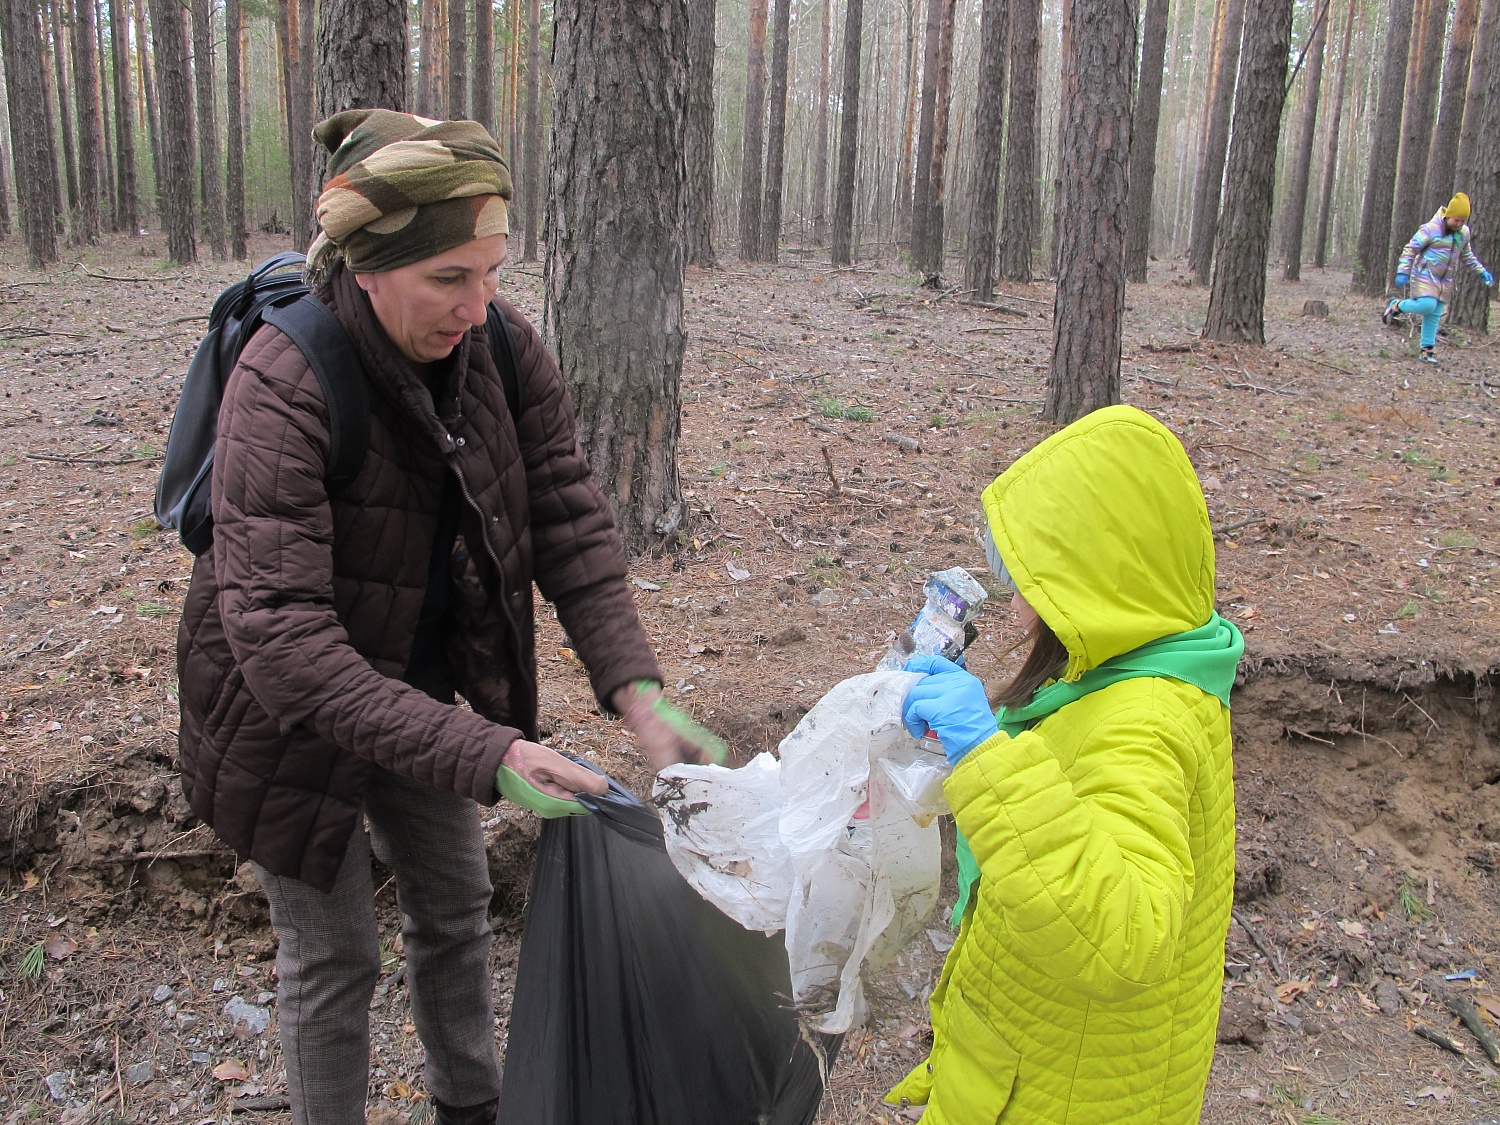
[1398,296,1444,348]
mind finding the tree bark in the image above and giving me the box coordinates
[417,0,436,115]
[1389,0,1448,269]
[314,0,408,206]
[1313,0,1357,268]
[1280,0,1326,280]
[225,0,246,258]
[685,0,717,265]
[94,0,116,229]
[1188,0,1247,284]
[521,0,542,261]
[49,0,80,218]
[921,0,957,278]
[1046,0,1136,422]
[999,0,1041,281]
[147,0,196,262]
[1125,0,1171,283]
[545,0,688,554]
[1454,0,1499,186]
[893,0,916,244]
[830,0,864,265]
[1423,0,1477,208]
[132,0,161,224]
[963,0,1008,302]
[739,0,768,259]
[190,0,226,258]
[1352,0,1415,293]
[70,0,104,242]
[909,0,942,266]
[1450,0,1500,328]
[760,0,791,261]
[0,0,61,264]
[448,0,466,118]
[812,0,833,245]
[1204,0,1293,341]
[471,0,494,132]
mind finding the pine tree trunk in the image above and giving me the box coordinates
[1454,0,1498,186]
[1204,0,1293,340]
[314,0,408,217]
[225,0,246,258]
[1125,0,1171,283]
[1313,0,1356,268]
[1046,0,1136,422]
[507,0,521,157]
[685,0,717,265]
[921,0,956,278]
[417,0,436,115]
[0,0,61,264]
[544,0,687,553]
[909,0,942,265]
[999,0,1040,281]
[448,0,466,118]
[0,130,10,235]
[190,0,226,258]
[1423,0,1477,209]
[131,0,160,224]
[49,0,80,218]
[1188,0,1247,284]
[892,0,916,245]
[1388,0,1447,269]
[739,0,768,259]
[94,0,116,229]
[1352,0,1415,294]
[521,0,542,261]
[830,0,864,265]
[1280,0,1326,281]
[471,0,494,132]
[70,0,104,242]
[963,0,1007,302]
[816,0,840,246]
[147,0,196,262]
[760,0,790,261]
[1450,0,1500,328]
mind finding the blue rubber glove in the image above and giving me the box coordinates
[1395,273,1410,289]
[1483,270,1494,288]
[902,654,1000,765]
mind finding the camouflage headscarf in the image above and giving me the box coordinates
[307,108,513,277]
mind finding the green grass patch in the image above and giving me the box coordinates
[1396,600,1421,619]
[1398,876,1433,922]
[137,602,175,617]
[816,394,875,422]
[129,517,160,540]
[1438,530,1475,548]
[20,943,45,980]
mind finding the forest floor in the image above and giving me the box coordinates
[0,232,1498,1124]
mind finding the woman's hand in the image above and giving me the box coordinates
[902,654,1000,765]
[496,739,608,817]
[612,680,728,771]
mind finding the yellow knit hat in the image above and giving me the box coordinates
[1445,192,1471,222]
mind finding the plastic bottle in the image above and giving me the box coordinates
[877,566,989,670]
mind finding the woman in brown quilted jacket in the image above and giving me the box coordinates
[175,110,722,1125]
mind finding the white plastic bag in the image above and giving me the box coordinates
[656,670,947,1035]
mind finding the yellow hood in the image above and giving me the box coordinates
[981,405,1215,681]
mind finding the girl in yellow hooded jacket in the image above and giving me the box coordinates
[890,405,1242,1124]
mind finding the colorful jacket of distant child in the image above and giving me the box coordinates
[1396,200,1488,302]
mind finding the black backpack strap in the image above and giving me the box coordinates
[485,301,524,421]
[262,296,370,492]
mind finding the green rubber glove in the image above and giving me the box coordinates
[625,680,729,767]
[495,741,604,817]
[496,763,591,817]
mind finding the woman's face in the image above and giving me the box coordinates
[1011,589,1041,636]
[354,233,509,363]
[1446,215,1465,232]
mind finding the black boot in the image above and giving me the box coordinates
[432,1097,499,1125]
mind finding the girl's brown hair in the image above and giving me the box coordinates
[991,619,1069,710]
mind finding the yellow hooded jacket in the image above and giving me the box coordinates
[888,406,1236,1124]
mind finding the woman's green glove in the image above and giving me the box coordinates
[495,740,608,817]
[622,680,728,769]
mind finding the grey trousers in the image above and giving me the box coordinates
[253,767,503,1125]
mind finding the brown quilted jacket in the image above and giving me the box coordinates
[176,264,660,890]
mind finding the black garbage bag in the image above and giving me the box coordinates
[498,772,840,1125]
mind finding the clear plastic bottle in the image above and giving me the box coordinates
[877,566,989,670]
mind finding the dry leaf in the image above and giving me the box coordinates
[1475,991,1500,1024]
[1336,919,1369,939]
[726,562,750,581]
[44,939,78,961]
[1275,978,1314,1004]
[212,1059,250,1082]
[1414,1086,1452,1100]
[558,647,581,667]
[21,870,38,891]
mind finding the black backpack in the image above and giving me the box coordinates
[155,251,522,555]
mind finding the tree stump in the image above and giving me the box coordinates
[1302,299,1330,317]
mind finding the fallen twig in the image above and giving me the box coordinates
[963,300,1035,318]
[24,451,162,466]
[1197,442,1272,461]
[232,1096,294,1114]
[1141,341,1195,354]
[1447,994,1500,1064]
[1302,355,1356,377]
[1432,544,1500,559]
[820,446,841,497]
[1413,1023,1467,1056]
[128,847,231,863]
[1212,515,1271,537]
[1129,372,1180,387]
[883,432,922,453]
[1223,376,1302,396]
[1231,909,1284,980]
[959,325,1050,334]
[77,265,182,283]
[738,496,801,550]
